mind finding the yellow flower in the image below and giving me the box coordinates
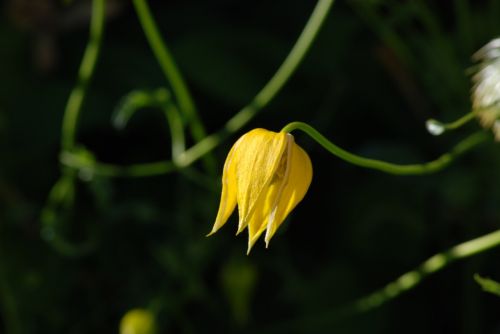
[119,309,156,334]
[208,128,313,253]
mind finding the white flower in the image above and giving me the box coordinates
[472,38,500,140]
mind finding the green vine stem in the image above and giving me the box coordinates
[131,0,215,172]
[426,110,476,136]
[131,0,196,118]
[61,0,105,151]
[60,151,177,177]
[59,151,217,190]
[443,111,476,130]
[262,228,500,333]
[352,228,500,311]
[112,88,186,163]
[281,121,489,175]
[175,0,336,167]
[60,0,336,176]
[42,0,105,256]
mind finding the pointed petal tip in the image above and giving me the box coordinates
[265,232,276,249]
[264,229,275,247]
[246,240,255,255]
[206,223,223,237]
[247,235,260,255]
[236,220,247,235]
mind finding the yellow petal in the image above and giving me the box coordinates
[264,141,312,246]
[207,137,241,236]
[246,181,282,253]
[234,129,288,233]
[246,134,294,253]
[208,128,313,253]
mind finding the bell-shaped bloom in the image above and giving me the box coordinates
[208,128,313,253]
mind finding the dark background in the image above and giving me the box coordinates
[1,0,500,333]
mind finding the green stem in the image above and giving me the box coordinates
[175,0,336,167]
[132,0,197,125]
[60,151,177,177]
[225,0,336,131]
[60,0,336,177]
[71,0,335,177]
[60,0,105,150]
[353,229,500,312]
[281,121,489,175]
[164,103,186,162]
[261,228,500,333]
[44,0,105,256]
[112,88,186,163]
[131,0,215,171]
[441,111,476,130]
[41,172,97,257]
[426,110,476,136]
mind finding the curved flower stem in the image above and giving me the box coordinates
[42,0,105,257]
[112,88,186,163]
[281,121,489,175]
[426,110,476,135]
[175,0,336,167]
[60,0,336,176]
[164,103,186,161]
[224,0,336,131]
[131,0,215,172]
[131,0,199,130]
[60,151,177,177]
[261,228,500,333]
[59,151,217,190]
[352,228,500,312]
[440,110,476,130]
[60,0,105,151]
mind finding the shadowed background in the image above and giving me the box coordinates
[1,0,500,333]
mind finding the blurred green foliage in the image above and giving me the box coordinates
[0,0,500,333]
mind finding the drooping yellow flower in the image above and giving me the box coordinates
[208,128,313,253]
